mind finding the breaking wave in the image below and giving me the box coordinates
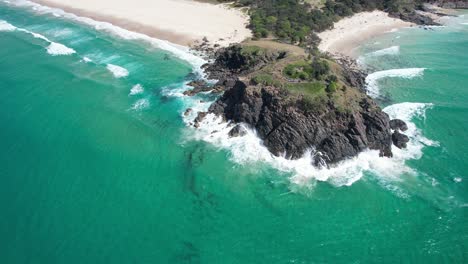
[170,81,436,187]
[46,42,76,55]
[106,64,129,78]
[366,68,425,98]
[7,0,206,70]
[0,20,17,31]
[369,46,400,57]
[1,19,76,56]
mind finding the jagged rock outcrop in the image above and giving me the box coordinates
[202,44,287,79]
[389,119,408,131]
[392,130,410,149]
[389,10,438,25]
[208,80,396,165]
[228,124,247,138]
[191,45,410,166]
[436,0,468,9]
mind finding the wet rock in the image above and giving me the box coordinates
[392,130,410,149]
[184,108,192,117]
[389,119,408,131]
[193,112,208,128]
[208,81,394,164]
[228,125,247,138]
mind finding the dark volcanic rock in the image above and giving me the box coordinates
[438,0,468,9]
[203,44,287,80]
[228,124,247,138]
[184,80,225,96]
[389,10,439,26]
[208,81,395,165]
[389,119,408,131]
[184,108,193,117]
[392,130,410,149]
[194,112,208,128]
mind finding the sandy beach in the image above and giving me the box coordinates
[33,0,252,47]
[318,11,414,57]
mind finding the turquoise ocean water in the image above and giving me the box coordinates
[0,1,467,263]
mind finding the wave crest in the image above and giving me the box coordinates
[0,20,17,31]
[369,46,400,57]
[106,64,129,78]
[46,42,76,55]
[173,80,435,187]
[8,0,206,70]
[366,68,425,97]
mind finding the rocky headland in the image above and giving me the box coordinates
[186,44,410,166]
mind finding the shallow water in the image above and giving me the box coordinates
[0,2,467,263]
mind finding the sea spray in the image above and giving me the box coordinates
[174,77,436,187]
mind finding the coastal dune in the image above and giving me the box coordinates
[318,11,414,57]
[33,0,252,47]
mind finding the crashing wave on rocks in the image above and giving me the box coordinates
[176,90,435,187]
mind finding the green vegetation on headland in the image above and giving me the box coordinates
[224,43,364,113]
[194,0,452,162]
[217,0,438,46]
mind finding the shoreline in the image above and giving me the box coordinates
[317,11,414,58]
[32,0,252,47]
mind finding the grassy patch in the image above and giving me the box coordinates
[251,73,282,87]
[285,82,326,99]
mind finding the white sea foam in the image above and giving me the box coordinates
[46,42,76,55]
[366,68,426,98]
[131,98,150,110]
[0,20,17,31]
[12,25,77,56]
[82,56,92,63]
[167,78,436,187]
[179,100,435,187]
[369,46,400,57]
[9,0,207,70]
[461,22,468,25]
[106,64,129,78]
[129,84,144,95]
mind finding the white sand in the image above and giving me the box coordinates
[318,11,414,57]
[33,0,252,47]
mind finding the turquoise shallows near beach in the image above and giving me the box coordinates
[0,1,467,263]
